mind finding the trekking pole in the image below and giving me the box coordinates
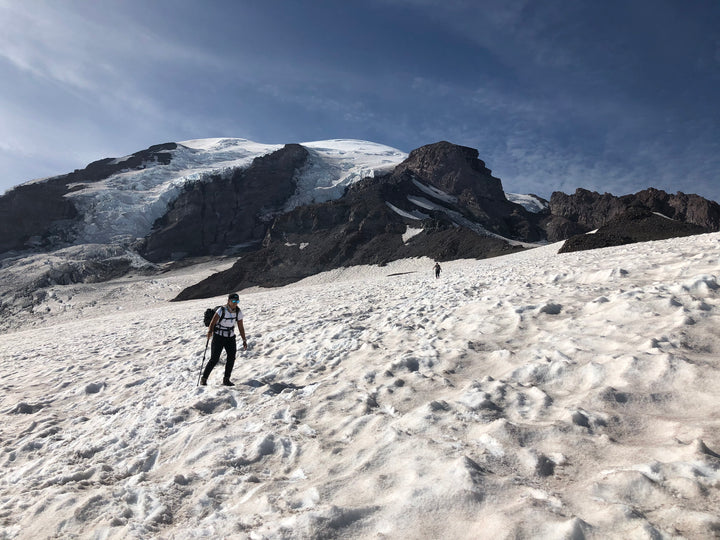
[197,336,210,387]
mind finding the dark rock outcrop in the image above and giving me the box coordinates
[548,187,720,242]
[632,188,720,230]
[394,141,506,201]
[549,189,626,232]
[540,214,591,243]
[395,142,545,241]
[0,177,78,253]
[140,144,308,262]
[559,205,708,253]
[64,142,176,184]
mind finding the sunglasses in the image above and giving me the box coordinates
[230,299,239,303]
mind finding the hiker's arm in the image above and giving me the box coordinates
[238,320,247,350]
[207,313,219,338]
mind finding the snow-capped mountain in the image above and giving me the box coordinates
[1,137,718,312]
[64,138,407,246]
[0,137,554,257]
[173,141,549,300]
[1,138,533,321]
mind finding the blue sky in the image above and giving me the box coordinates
[1,0,719,202]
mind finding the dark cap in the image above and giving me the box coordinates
[228,293,239,300]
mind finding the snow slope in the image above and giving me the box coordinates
[2,234,720,538]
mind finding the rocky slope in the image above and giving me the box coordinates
[547,187,720,242]
[558,205,709,253]
[139,144,309,262]
[0,143,177,253]
[174,142,543,300]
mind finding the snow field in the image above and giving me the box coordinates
[1,235,720,538]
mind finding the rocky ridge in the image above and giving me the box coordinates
[547,187,720,241]
[558,205,708,253]
[175,142,536,299]
[1,138,718,312]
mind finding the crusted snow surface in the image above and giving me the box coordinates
[2,234,720,538]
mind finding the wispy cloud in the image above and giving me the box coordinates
[0,0,718,204]
[0,2,221,121]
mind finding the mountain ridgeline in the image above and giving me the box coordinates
[2,140,719,304]
[171,142,720,300]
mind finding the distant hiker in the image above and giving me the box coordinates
[434,262,442,279]
[201,293,247,386]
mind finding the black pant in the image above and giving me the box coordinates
[203,334,236,380]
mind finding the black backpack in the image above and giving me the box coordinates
[204,306,225,327]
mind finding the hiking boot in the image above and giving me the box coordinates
[200,378,207,386]
[222,378,235,386]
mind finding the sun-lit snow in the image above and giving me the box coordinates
[385,201,429,221]
[288,139,407,209]
[402,227,424,243]
[404,194,539,248]
[506,192,549,213]
[412,178,458,204]
[2,234,720,538]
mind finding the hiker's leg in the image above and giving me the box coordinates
[223,337,237,380]
[203,335,223,379]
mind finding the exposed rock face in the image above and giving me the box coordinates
[65,142,176,184]
[394,141,506,201]
[549,189,625,231]
[0,177,78,253]
[540,215,590,243]
[559,205,708,253]
[548,187,720,239]
[394,141,545,241]
[140,144,308,262]
[633,188,720,231]
[0,143,177,254]
[174,142,535,300]
[393,142,546,241]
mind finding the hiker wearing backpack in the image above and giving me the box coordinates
[201,293,247,386]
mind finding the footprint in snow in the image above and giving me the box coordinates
[243,379,304,396]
